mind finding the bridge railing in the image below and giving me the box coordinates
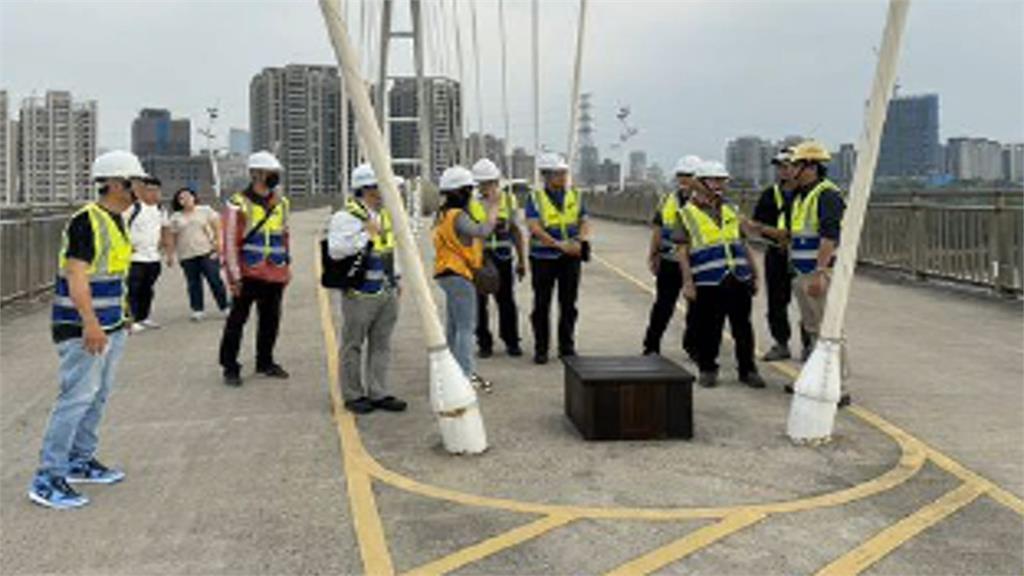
[583,189,1023,296]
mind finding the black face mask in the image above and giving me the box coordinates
[265,173,280,189]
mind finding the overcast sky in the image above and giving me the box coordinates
[2,0,1022,171]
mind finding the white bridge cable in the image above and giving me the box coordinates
[470,0,485,145]
[451,0,467,163]
[532,0,540,187]
[498,0,511,177]
[566,0,588,187]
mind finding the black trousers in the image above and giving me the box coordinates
[764,247,793,347]
[530,256,581,355]
[219,278,285,373]
[694,275,757,376]
[476,256,520,352]
[127,261,161,323]
[642,259,699,356]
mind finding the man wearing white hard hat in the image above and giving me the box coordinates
[218,151,291,387]
[29,151,146,509]
[678,161,766,390]
[326,163,407,414]
[642,154,702,358]
[524,152,592,365]
[468,158,526,358]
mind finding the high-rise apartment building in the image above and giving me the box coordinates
[877,93,941,178]
[0,91,10,204]
[17,91,97,203]
[726,136,772,187]
[131,108,190,158]
[1002,143,1024,184]
[388,76,463,180]
[628,151,647,183]
[946,137,1006,182]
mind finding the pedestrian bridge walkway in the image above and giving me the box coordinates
[1,208,1021,575]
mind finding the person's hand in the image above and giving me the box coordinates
[682,281,697,302]
[648,253,660,275]
[515,263,527,281]
[560,240,582,258]
[229,280,242,298]
[83,320,108,355]
[165,255,176,268]
[807,270,827,298]
[365,218,381,238]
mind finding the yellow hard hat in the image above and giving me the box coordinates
[790,141,832,163]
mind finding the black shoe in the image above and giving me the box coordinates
[533,352,549,365]
[345,397,376,414]
[506,345,523,357]
[643,348,659,356]
[762,344,791,362]
[478,348,493,359]
[257,363,290,379]
[371,396,408,412]
[698,372,718,388]
[558,348,577,358]
[838,393,852,409]
[784,384,794,395]
[740,372,767,389]
[223,370,243,387]
[801,347,813,362]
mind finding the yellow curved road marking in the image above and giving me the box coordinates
[816,482,987,575]
[604,511,767,576]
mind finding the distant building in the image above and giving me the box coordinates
[510,147,535,181]
[877,93,941,178]
[600,158,620,188]
[229,128,252,156]
[628,151,647,182]
[578,143,601,186]
[17,91,97,204]
[388,76,463,181]
[831,143,857,185]
[646,163,666,187]
[464,132,507,174]
[726,136,772,187]
[0,90,9,204]
[250,64,344,197]
[946,137,1004,182]
[132,108,190,158]
[1002,143,1024,184]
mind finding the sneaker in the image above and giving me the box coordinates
[761,344,791,362]
[740,372,767,389]
[224,370,243,387]
[129,323,147,335]
[140,319,161,329]
[345,397,375,414]
[371,396,408,412]
[28,474,89,510]
[256,363,290,379]
[838,393,852,409]
[67,458,125,485]
[784,384,794,395]
[190,311,206,322]
[470,373,494,394]
[698,372,718,388]
[506,345,523,358]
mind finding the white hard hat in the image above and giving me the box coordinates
[696,160,730,179]
[471,158,502,182]
[673,155,702,176]
[91,150,147,181]
[394,175,406,187]
[537,152,569,172]
[247,150,283,172]
[439,166,475,192]
[351,163,377,190]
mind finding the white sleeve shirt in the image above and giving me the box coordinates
[327,210,370,259]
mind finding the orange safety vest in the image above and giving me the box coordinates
[433,209,483,281]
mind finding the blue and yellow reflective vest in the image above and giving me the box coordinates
[346,199,396,294]
[784,179,840,275]
[468,189,518,261]
[680,202,752,286]
[529,188,581,259]
[52,203,132,331]
[231,191,290,269]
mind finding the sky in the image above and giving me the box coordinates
[2,0,1022,172]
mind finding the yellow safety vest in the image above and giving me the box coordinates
[680,202,752,286]
[529,188,581,258]
[468,190,517,257]
[346,199,396,294]
[231,192,291,268]
[785,179,840,275]
[658,190,688,261]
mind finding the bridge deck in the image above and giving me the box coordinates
[1,208,1020,575]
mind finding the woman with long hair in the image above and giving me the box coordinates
[166,188,230,321]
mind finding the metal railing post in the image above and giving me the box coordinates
[910,191,925,278]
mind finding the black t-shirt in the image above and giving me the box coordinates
[52,205,129,343]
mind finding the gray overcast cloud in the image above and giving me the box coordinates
[1,0,1021,171]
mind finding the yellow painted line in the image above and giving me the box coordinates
[402,514,576,576]
[316,242,396,576]
[594,250,1024,519]
[604,511,766,576]
[816,482,987,576]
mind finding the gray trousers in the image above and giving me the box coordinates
[340,291,399,402]
[437,275,478,377]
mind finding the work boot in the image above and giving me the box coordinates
[740,372,767,389]
[257,363,290,379]
[506,345,523,357]
[762,344,791,362]
[698,372,718,388]
[533,352,549,365]
[223,369,243,387]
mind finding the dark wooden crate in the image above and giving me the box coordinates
[564,355,694,441]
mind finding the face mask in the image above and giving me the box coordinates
[265,173,280,189]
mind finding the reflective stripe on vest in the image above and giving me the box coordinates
[469,191,517,259]
[529,188,580,258]
[52,203,131,330]
[233,192,291,267]
[787,179,839,275]
[346,199,396,294]
[680,202,751,286]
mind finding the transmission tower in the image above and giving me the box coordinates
[576,93,600,185]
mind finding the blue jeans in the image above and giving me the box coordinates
[181,253,229,313]
[438,275,477,376]
[38,329,127,477]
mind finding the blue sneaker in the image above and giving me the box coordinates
[67,458,125,485]
[28,474,89,510]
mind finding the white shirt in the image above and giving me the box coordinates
[325,205,401,279]
[129,203,168,263]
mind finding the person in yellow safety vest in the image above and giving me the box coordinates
[525,152,592,365]
[219,150,292,387]
[30,150,146,510]
[679,161,766,390]
[643,154,703,358]
[468,158,527,358]
[327,163,407,415]
[769,140,850,407]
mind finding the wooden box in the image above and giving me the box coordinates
[563,355,694,441]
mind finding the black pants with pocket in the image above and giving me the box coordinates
[219,278,285,373]
[642,259,681,354]
[530,256,581,356]
[127,261,162,323]
[764,247,794,348]
[476,255,520,352]
[693,275,757,377]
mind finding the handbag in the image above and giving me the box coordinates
[473,254,501,295]
[320,238,371,290]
